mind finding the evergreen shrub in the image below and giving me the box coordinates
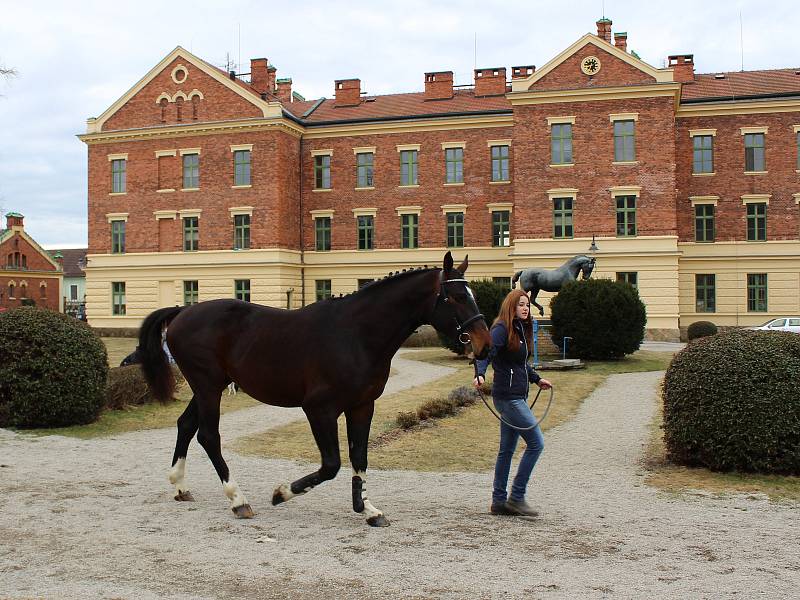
[687,320,718,341]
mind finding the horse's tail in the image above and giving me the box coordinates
[139,306,184,402]
[512,270,523,287]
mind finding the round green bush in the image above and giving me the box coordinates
[687,320,718,341]
[0,307,108,428]
[549,279,646,360]
[439,279,509,355]
[663,330,800,474]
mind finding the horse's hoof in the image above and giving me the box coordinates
[272,489,286,506]
[366,514,390,527]
[174,490,195,502]
[232,503,255,519]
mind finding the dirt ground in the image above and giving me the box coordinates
[1,353,798,599]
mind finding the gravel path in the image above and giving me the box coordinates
[1,357,798,599]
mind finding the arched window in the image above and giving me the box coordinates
[19,282,27,298]
[8,283,14,298]
[191,95,200,120]
[39,282,47,298]
[160,98,168,123]
[21,254,27,269]
[6,253,12,267]
[176,97,184,122]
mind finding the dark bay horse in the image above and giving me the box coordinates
[512,255,596,316]
[138,252,490,527]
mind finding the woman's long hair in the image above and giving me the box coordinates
[493,289,533,355]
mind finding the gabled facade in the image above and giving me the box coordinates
[0,213,63,312]
[80,18,800,339]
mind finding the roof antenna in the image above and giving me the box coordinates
[473,32,477,72]
[739,10,744,71]
[238,23,241,74]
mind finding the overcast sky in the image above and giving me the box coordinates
[1,0,797,248]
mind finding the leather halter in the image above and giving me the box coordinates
[437,271,486,342]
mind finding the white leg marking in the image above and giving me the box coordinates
[223,478,249,509]
[275,483,296,502]
[169,458,188,495]
[354,470,383,519]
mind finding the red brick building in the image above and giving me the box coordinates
[0,213,63,312]
[80,18,800,339]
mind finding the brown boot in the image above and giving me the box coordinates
[504,498,539,517]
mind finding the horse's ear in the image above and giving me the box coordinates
[457,254,469,274]
[443,251,454,272]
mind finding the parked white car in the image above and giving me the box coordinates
[750,317,800,333]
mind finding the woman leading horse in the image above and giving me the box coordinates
[137,252,490,527]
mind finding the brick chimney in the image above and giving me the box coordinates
[424,71,453,100]
[511,65,535,79]
[335,78,361,107]
[668,54,695,82]
[474,67,507,96]
[614,32,628,52]
[267,65,277,94]
[596,18,612,44]
[276,78,292,103]
[5,212,24,230]
[250,58,270,95]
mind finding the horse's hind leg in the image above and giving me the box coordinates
[272,406,341,505]
[169,396,198,501]
[346,402,388,527]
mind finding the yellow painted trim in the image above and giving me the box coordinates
[311,149,333,156]
[443,182,465,187]
[155,149,176,157]
[355,186,375,191]
[487,139,512,147]
[689,128,717,137]
[395,205,422,215]
[180,188,200,192]
[793,125,800,134]
[612,161,640,166]
[231,184,252,189]
[489,180,512,185]
[486,202,513,213]
[510,34,673,92]
[610,113,639,122]
[692,172,716,177]
[107,153,128,161]
[441,141,466,149]
[793,193,800,204]
[155,92,171,105]
[108,192,127,197]
[178,209,202,218]
[353,146,376,154]
[171,64,188,84]
[441,204,467,214]
[740,126,768,135]
[230,144,253,152]
[397,184,420,189]
[353,208,378,217]
[312,188,332,193]
[106,212,129,222]
[179,148,201,155]
[546,116,575,125]
[609,185,641,196]
[310,210,335,218]
[303,114,512,140]
[546,188,579,197]
[741,194,771,204]
[172,91,188,102]
[744,171,768,175]
[396,144,421,152]
[157,188,176,193]
[229,206,254,216]
[690,196,719,206]
[153,210,177,219]
[548,163,574,168]
[187,89,204,100]
[509,83,681,106]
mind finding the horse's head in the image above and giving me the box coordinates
[429,252,491,359]
[580,256,596,280]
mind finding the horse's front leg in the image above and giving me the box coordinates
[530,289,545,316]
[345,402,389,527]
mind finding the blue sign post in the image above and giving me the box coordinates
[532,319,539,367]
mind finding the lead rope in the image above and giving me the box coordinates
[473,363,554,431]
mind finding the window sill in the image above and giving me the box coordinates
[312,188,332,192]
[692,172,715,177]
[181,188,200,192]
[549,163,574,168]
[612,161,639,166]
[745,239,768,243]
[109,192,127,196]
[157,188,176,193]
[444,182,465,186]
[694,240,716,243]
[744,171,767,175]
[231,185,252,189]
[355,186,375,191]
[489,180,512,185]
[398,184,420,188]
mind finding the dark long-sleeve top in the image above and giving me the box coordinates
[475,319,541,402]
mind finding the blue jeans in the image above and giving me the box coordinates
[492,397,545,504]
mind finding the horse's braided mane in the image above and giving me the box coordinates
[323,266,439,302]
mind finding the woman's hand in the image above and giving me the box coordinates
[537,378,552,390]
[473,375,485,388]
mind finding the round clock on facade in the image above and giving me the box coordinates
[581,56,601,75]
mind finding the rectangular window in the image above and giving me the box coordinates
[553,197,574,239]
[445,148,464,183]
[493,277,512,290]
[111,159,126,193]
[233,150,251,186]
[234,279,251,302]
[70,284,78,301]
[182,153,199,189]
[492,210,510,247]
[616,272,638,288]
[694,204,715,242]
[613,120,635,162]
[695,274,715,313]
[357,279,374,290]
[315,279,331,302]
[233,214,250,250]
[315,216,331,251]
[446,212,464,248]
[314,155,331,189]
[183,216,199,251]
[693,135,714,174]
[797,131,800,170]
[357,215,374,250]
[615,195,637,237]
[400,150,418,185]
[747,273,768,312]
[744,133,765,171]
[111,282,126,316]
[746,203,767,241]
[551,124,573,165]
[111,220,126,254]
[491,145,509,181]
[183,280,199,306]
[401,213,418,249]
[356,152,374,188]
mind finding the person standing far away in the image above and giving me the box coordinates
[473,289,552,517]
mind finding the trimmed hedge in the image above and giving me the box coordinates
[687,320,718,341]
[663,329,800,474]
[439,279,510,355]
[0,307,108,428]
[549,279,646,360]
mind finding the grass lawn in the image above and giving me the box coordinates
[234,348,674,472]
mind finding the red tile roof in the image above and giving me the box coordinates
[681,68,800,102]
[50,248,87,277]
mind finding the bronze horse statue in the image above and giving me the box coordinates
[512,255,596,316]
[137,252,490,527]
